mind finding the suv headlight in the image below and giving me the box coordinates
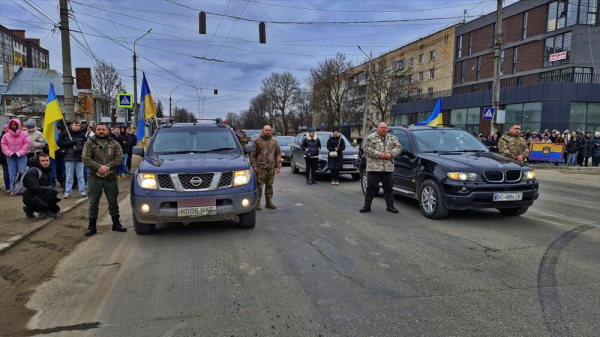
[138,173,158,189]
[522,170,536,180]
[318,154,328,161]
[234,170,250,186]
[447,172,483,182]
[344,154,358,159]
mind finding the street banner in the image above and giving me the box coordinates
[528,143,564,162]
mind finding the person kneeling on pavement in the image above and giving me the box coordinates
[23,154,61,219]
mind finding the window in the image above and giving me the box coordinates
[544,32,572,67]
[394,59,405,71]
[450,108,481,135]
[570,102,600,131]
[391,129,411,150]
[430,50,436,61]
[393,114,409,127]
[574,67,593,82]
[505,102,543,132]
[468,32,473,55]
[417,89,423,96]
[456,36,463,58]
[410,57,414,67]
[416,111,429,122]
[476,56,481,80]
[429,68,435,79]
[428,87,434,95]
[419,54,424,64]
[512,47,518,73]
[500,50,505,76]
[409,74,414,84]
[460,61,466,83]
[548,0,597,31]
[418,72,423,82]
[522,12,528,39]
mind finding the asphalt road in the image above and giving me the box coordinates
[26,169,600,337]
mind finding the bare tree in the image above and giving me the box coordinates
[366,58,414,126]
[261,72,300,135]
[294,88,313,130]
[310,53,353,129]
[92,60,125,119]
[225,112,240,129]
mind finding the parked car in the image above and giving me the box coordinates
[131,120,258,234]
[276,136,295,165]
[358,126,539,219]
[290,131,360,180]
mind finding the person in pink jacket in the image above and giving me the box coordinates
[1,119,31,193]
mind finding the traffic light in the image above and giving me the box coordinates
[127,109,133,123]
[199,11,206,34]
[112,108,117,120]
[259,22,266,44]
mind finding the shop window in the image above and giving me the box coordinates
[393,114,409,126]
[450,108,481,135]
[570,102,600,131]
[506,102,542,132]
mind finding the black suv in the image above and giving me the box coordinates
[358,126,539,219]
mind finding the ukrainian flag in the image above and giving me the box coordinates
[415,97,443,127]
[137,73,156,148]
[529,143,564,162]
[42,84,64,159]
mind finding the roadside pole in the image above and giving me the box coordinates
[59,0,75,121]
[491,0,503,134]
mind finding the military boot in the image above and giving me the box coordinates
[85,218,97,236]
[360,201,372,213]
[386,202,399,213]
[111,216,127,232]
[265,199,276,209]
[256,203,262,210]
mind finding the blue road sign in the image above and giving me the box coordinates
[117,93,134,108]
[482,107,495,120]
[320,122,325,128]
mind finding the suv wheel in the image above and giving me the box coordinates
[291,157,299,174]
[498,207,528,216]
[133,214,156,234]
[360,170,379,196]
[419,180,449,219]
[239,209,256,229]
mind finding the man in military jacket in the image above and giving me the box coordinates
[238,130,251,148]
[361,122,402,214]
[249,125,281,210]
[498,123,529,162]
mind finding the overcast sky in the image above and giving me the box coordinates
[2,0,509,119]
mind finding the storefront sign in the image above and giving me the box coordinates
[549,52,567,62]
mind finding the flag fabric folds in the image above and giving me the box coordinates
[414,97,443,127]
[137,73,156,148]
[42,84,64,159]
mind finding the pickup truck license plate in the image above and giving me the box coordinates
[178,198,216,217]
[343,164,354,169]
[493,192,523,202]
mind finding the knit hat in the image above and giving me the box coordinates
[25,119,36,128]
[332,126,339,132]
[308,127,315,132]
[595,132,600,137]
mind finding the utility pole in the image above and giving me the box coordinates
[491,0,503,134]
[169,86,178,117]
[358,45,371,136]
[133,29,152,127]
[59,0,75,121]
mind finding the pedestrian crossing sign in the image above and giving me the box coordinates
[482,107,495,120]
[117,93,134,108]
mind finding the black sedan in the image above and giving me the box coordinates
[290,132,360,180]
[276,136,295,165]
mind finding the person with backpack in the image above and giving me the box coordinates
[1,119,31,194]
[22,154,60,219]
[57,120,87,198]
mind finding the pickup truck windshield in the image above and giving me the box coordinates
[149,128,240,155]
[414,130,489,153]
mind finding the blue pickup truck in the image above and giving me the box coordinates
[131,120,257,234]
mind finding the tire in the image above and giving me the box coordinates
[239,209,256,229]
[498,207,528,216]
[351,173,360,180]
[133,214,156,234]
[291,157,299,174]
[360,170,379,196]
[418,179,449,220]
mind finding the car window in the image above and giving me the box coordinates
[150,128,239,154]
[315,132,351,147]
[277,137,295,146]
[413,129,489,153]
[390,129,411,151]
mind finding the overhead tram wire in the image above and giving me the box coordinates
[248,0,490,13]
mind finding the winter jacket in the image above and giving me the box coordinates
[580,136,594,157]
[57,128,87,162]
[487,138,499,153]
[326,134,346,170]
[119,133,133,154]
[82,136,124,181]
[498,132,529,161]
[22,156,53,202]
[566,139,579,153]
[363,132,402,173]
[126,134,137,154]
[249,134,281,170]
[593,136,600,157]
[26,128,45,155]
[301,134,322,158]
[0,131,7,165]
[1,119,31,157]
[115,134,126,151]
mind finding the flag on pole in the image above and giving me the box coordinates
[137,73,156,148]
[414,97,443,127]
[42,84,63,159]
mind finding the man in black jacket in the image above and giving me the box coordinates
[57,121,88,198]
[23,154,60,219]
[301,128,321,185]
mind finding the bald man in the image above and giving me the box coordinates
[361,122,402,213]
[249,125,281,210]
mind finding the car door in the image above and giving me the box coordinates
[292,133,306,169]
[390,129,416,193]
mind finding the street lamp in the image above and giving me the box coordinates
[133,28,152,128]
[169,86,178,117]
[357,45,371,137]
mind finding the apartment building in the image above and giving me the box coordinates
[0,25,50,69]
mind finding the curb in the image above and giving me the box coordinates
[0,197,89,255]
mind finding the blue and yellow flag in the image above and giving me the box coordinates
[137,73,156,148]
[415,97,443,127]
[42,84,64,159]
[529,143,564,162]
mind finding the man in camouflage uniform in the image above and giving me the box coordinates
[361,122,402,214]
[249,125,281,210]
[238,130,251,147]
[498,123,529,163]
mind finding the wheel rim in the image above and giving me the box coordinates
[291,159,295,171]
[362,172,367,192]
[421,186,436,213]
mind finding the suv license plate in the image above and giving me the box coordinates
[493,192,523,202]
[178,198,216,217]
[343,164,354,169]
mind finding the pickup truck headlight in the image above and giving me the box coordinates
[318,154,328,161]
[233,170,250,186]
[447,172,483,182]
[138,173,158,189]
[522,170,536,180]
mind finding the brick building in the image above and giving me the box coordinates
[393,0,600,135]
[0,25,50,69]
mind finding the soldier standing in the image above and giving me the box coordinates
[498,123,529,162]
[249,125,281,210]
[239,130,251,148]
[82,123,127,236]
[361,122,402,213]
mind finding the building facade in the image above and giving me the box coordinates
[392,0,600,135]
[0,25,49,69]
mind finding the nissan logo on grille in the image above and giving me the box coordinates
[190,176,203,187]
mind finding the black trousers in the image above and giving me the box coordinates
[364,171,394,205]
[305,156,318,181]
[126,152,132,170]
[24,188,60,213]
[331,170,340,181]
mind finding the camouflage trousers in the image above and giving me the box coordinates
[257,168,275,202]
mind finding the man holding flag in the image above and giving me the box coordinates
[137,73,156,149]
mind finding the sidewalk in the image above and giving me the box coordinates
[529,162,600,171]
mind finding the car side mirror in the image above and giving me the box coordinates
[244,143,255,154]
[401,148,414,158]
[133,145,144,157]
